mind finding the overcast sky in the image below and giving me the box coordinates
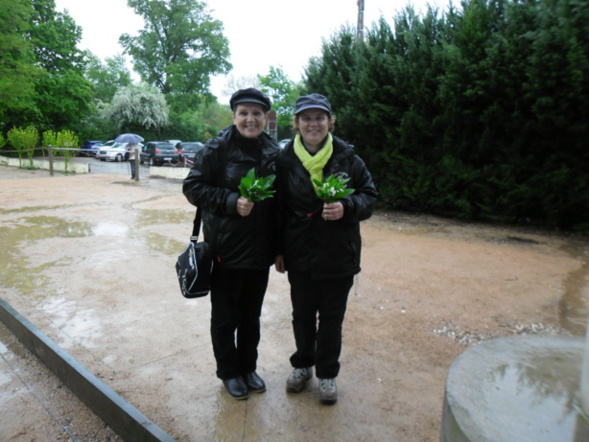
[54,0,445,101]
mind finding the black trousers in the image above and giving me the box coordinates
[287,271,353,379]
[210,266,269,380]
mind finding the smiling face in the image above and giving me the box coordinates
[298,109,330,152]
[233,103,268,139]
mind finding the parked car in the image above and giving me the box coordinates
[95,140,116,154]
[177,141,204,161]
[97,142,145,162]
[278,138,290,149]
[79,140,103,157]
[95,142,117,161]
[139,141,179,166]
[165,139,182,147]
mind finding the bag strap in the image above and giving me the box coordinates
[190,132,227,242]
[191,207,202,241]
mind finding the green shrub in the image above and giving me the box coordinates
[7,126,39,168]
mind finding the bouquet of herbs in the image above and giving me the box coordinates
[313,174,355,204]
[238,168,276,202]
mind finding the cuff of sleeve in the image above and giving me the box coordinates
[226,192,239,214]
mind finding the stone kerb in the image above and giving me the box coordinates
[0,155,89,174]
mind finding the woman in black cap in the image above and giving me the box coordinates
[275,93,378,404]
[183,88,280,400]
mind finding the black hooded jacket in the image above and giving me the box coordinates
[183,126,280,269]
[276,135,378,279]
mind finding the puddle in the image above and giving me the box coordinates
[0,216,93,296]
[42,297,102,349]
[558,240,589,335]
[92,222,128,237]
[142,231,185,256]
[136,208,194,227]
[483,343,585,440]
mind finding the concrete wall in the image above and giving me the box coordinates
[0,155,89,174]
[147,165,191,180]
[0,155,194,180]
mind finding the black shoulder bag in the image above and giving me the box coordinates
[175,207,213,298]
[176,134,227,298]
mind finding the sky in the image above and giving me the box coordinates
[53,0,445,102]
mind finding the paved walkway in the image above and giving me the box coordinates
[0,168,402,441]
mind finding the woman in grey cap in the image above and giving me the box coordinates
[183,88,280,400]
[275,93,378,404]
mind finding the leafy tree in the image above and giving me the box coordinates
[0,0,39,129]
[77,100,116,145]
[85,53,133,103]
[7,126,39,168]
[163,98,232,141]
[27,0,93,131]
[304,0,588,230]
[220,74,261,99]
[103,84,169,138]
[258,66,305,139]
[42,129,78,171]
[120,0,231,109]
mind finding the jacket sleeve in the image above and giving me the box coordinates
[340,154,379,223]
[182,141,239,216]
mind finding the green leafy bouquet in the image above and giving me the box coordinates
[238,168,276,202]
[313,174,355,204]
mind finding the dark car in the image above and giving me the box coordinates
[177,141,204,161]
[79,140,103,157]
[139,141,179,166]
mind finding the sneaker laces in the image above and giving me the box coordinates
[319,378,336,392]
[291,368,308,380]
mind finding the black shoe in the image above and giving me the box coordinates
[222,377,248,400]
[244,371,266,393]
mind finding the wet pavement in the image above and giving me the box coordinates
[0,166,384,441]
[1,163,588,441]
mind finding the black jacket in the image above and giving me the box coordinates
[276,135,378,279]
[183,126,280,269]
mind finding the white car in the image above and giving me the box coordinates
[96,142,129,162]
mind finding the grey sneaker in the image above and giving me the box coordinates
[286,367,313,393]
[318,378,337,405]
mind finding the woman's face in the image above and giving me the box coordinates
[298,109,329,149]
[233,103,268,139]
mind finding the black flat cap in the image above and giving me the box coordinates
[230,88,271,111]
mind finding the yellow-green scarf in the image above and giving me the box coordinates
[294,133,333,189]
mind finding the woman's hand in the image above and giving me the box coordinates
[236,196,254,217]
[322,201,344,221]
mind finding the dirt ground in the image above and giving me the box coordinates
[0,164,588,441]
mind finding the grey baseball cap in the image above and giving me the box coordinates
[294,93,331,115]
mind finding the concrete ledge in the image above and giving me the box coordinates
[0,297,174,442]
[147,165,191,180]
[441,335,589,442]
[0,155,89,174]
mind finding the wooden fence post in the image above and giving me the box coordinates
[48,145,54,176]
